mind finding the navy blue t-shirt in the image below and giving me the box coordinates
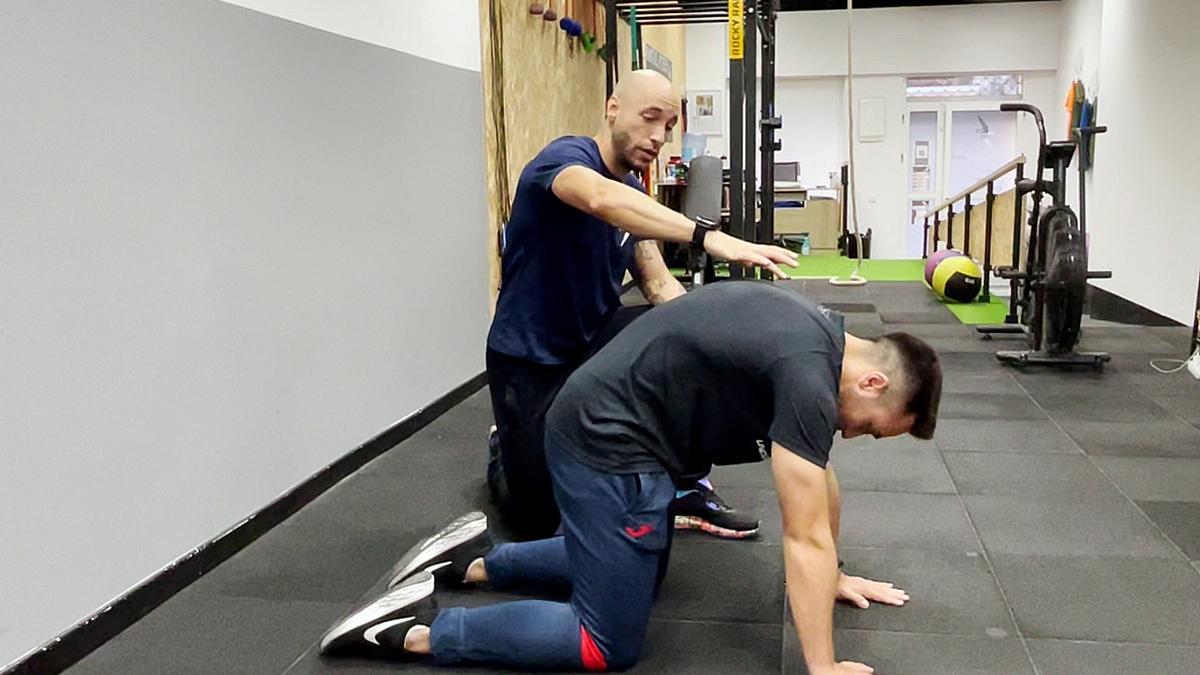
[487,136,644,365]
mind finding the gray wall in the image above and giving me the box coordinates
[0,0,490,665]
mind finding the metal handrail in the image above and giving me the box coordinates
[929,154,1026,214]
[921,154,1029,307]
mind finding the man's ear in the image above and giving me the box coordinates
[606,95,619,124]
[857,371,890,398]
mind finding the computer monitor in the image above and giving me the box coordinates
[774,161,799,183]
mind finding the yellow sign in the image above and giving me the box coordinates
[728,0,744,60]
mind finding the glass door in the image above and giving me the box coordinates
[905,108,940,257]
[946,108,1019,198]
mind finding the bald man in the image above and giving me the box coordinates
[487,70,795,542]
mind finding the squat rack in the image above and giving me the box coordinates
[606,1,783,280]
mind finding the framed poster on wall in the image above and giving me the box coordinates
[687,90,723,135]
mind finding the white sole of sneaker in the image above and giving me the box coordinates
[320,571,434,653]
[387,511,488,589]
[673,515,759,540]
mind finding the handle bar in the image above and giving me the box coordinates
[1002,103,1047,171]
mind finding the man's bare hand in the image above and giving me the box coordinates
[703,232,798,279]
[836,573,910,609]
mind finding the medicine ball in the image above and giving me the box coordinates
[924,249,964,286]
[932,254,983,303]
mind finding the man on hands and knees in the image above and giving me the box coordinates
[321,281,942,673]
[486,70,796,542]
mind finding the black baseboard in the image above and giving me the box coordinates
[1087,284,1183,327]
[4,372,487,675]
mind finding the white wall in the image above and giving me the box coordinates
[776,78,846,187]
[845,76,911,259]
[218,0,482,71]
[1020,70,1060,162]
[773,2,1062,78]
[0,0,489,667]
[687,3,1063,258]
[1054,0,1105,212]
[1056,0,1104,128]
[1084,0,1200,325]
[687,2,1061,86]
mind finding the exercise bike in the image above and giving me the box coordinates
[977,103,1112,367]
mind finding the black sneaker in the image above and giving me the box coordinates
[671,484,760,539]
[387,511,492,589]
[319,570,438,656]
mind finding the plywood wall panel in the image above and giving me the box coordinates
[480,1,686,304]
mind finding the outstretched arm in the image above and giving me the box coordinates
[826,466,911,609]
[773,446,873,675]
[552,166,798,278]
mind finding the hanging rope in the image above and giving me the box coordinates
[831,0,867,287]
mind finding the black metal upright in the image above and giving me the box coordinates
[634,17,645,69]
[1192,267,1200,352]
[605,0,618,98]
[1005,162,1025,324]
[612,0,779,282]
[963,193,972,258]
[759,0,780,262]
[742,4,757,278]
[983,181,995,301]
[728,0,745,279]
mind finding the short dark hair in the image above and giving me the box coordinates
[878,333,942,440]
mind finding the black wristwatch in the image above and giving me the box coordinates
[690,215,719,250]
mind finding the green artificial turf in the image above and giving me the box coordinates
[670,254,925,283]
[671,255,1009,325]
[944,295,1011,325]
[781,255,925,282]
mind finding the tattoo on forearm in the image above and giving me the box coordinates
[643,278,670,304]
[634,241,657,265]
[633,240,685,305]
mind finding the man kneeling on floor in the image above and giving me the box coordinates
[321,281,942,674]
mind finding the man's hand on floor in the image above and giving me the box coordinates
[836,573,910,609]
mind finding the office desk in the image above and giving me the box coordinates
[763,186,843,250]
[656,182,843,251]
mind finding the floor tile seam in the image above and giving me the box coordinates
[936,448,1081,455]
[1125,375,1200,427]
[1018,631,1200,647]
[651,617,785,628]
[836,544,986,554]
[829,626,1020,640]
[282,649,311,674]
[829,486,959,496]
[938,415,1052,423]
[1024,636,1200,648]
[1076,458,1198,570]
[837,544,994,555]
[838,488,963,497]
[930,443,1040,675]
[833,628,1200,648]
[671,539,783,549]
[965,547,1183,561]
[1005,371,1198,569]
[978,550,1200,567]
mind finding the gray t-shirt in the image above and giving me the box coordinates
[546,281,846,481]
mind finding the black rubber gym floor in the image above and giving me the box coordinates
[69,281,1200,674]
